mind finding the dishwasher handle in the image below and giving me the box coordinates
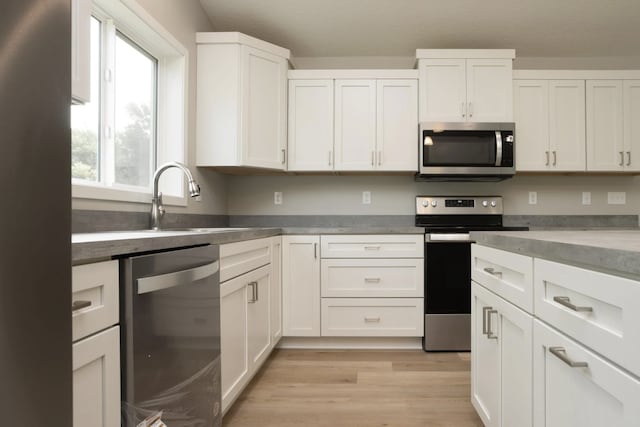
[137,260,219,294]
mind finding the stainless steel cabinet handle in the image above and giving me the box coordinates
[137,260,219,295]
[461,102,466,118]
[545,151,550,166]
[328,150,332,166]
[364,277,381,283]
[281,148,286,164]
[72,300,92,311]
[364,317,381,323]
[371,151,375,166]
[487,309,498,339]
[483,267,503,278]
[468,102,473,118]
[553,296,593,312]
[552,151,557,166]
[482,306,492,335]
[247,281,258,303]
[378,150,382,166]
[549,346,588,368]
[314,242,318,259]
[619,151,624,166]
[364,245,381,251]
[627,151,631,166]
[254,281,259,301]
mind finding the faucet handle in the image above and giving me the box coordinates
[157,193,165,217]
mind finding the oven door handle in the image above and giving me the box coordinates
[495,131,503,166]
[137,261,219,294]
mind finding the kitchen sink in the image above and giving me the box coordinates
[150,227,250,233]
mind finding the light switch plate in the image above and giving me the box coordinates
[274,192,283,205]
[582,192,591,205]
[528,191,537,205]
[362,191,371,205]
[607,192,626,205]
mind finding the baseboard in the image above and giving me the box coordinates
[276,336,423,350]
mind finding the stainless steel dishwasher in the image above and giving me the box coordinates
[120,244,221,427]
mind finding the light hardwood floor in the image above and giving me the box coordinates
[222,349,483,427]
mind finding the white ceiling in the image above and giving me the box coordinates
[199,0,640,59]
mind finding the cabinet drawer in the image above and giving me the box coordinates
[73,326,120,427]
[321,259,423,297]
[534,258,640,377]
[72,260,119,342]
[321,298,424,337]
[220,237,271,282]
[471,244,534,313]
[321,234,423,258]
[533,320,640,427]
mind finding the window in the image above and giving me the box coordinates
[72,0,187,204]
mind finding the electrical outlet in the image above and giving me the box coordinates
[274,191,283,205]
[607,191,626,205]
[362,191,371,205]
[528,191,537,205]
[582,192,591,205]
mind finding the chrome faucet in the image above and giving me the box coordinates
[150,162,200,230]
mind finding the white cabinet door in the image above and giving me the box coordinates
[220,278,249,412]
[514,80,550,171]
[466,59,514,122]
[71,0,90,103]
[533,320,640,427]
[282,235,321,336]
[623,80,640,171]
[270,237,282,345]
[247,266,272,370]
[586,80,624,171]
[472,283,533,427]
[471,283,500,427]
[288,79,335,171]
[376,79,418,171]
[334,80,377,170]
[242,46,288,170]
[549,80,586,171]
[418,58,466,122]
[73,326,120,427]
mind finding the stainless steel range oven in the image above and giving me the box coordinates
[416,196,527,351]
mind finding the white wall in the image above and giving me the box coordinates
[72,0,228,215]
[227,174,640,216]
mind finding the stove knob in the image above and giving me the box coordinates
[431,200,437,207]
[482,200,488,207]
[491,201,497,207]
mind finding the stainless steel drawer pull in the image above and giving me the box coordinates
[545,151,550,166]
[552,151,557,166]
[619,151,624,166]
[137,261,219,295]
[487,309,498,339]
[364,317,381,323]
[553,296,593,312]
[364,246,381,251]
[364,277,381,283]
[549,346,588,368]
[72,300,92,311]
[627,151,631,166]
[482,306,492,335]
[248,281,258,304]
[483,267,503,278]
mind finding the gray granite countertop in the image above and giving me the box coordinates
[471,230,640,279]
[72,226,425,263]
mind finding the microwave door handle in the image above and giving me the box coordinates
[495,131,503,166]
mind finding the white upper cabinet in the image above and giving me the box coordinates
[288,80,335,171]
[334,80,377,170]
[376,79,419,171]
[624,80,640,171]
[71,0,90,103]
[196,33,289,170]
[514,78,586,171]
[417,50,515,123]
[287,70,418,172]
[586,80,624,171]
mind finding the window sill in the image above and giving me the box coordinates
[72,181,187,206]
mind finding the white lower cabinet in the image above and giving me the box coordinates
[471,282,533,427]
[533,320,640,427]
[72,326,120,427]
[220,264,272,413]
[270,236,283,346]
[282,235,321,336]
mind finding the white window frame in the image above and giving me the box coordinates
[72,0,189,206]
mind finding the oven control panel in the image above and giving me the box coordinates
[416,196,503,215]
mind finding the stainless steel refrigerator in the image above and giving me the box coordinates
[0,0,72,425]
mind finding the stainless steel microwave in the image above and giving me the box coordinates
[418,122,515,181]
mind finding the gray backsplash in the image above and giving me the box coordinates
[72,210,229,233]
[503,215,639,229]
